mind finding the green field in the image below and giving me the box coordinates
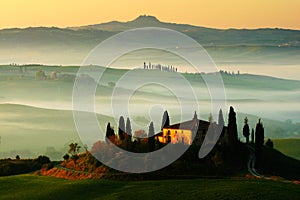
[0,175,299,200]
[273,139,300,160]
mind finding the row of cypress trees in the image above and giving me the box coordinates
[105,116,156,151]
[226,106,266,148]
[106,107,268,153]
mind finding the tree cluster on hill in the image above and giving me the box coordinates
[143,62,178,72]
[35,69,47,80]
[100,108,245,165]
[104,116,158,153]
[219,70,240,76]
[56,106,297,180]
[0,155,51,176]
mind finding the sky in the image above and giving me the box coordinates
[0,0,299,30]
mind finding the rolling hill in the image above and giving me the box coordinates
[0,64,300,160]
[0,103,113,160]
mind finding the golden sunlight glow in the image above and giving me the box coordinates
[0,0,299,29]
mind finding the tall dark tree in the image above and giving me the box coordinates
[125,118,132,150]
[243,117,250,143]
[228,106,238,147]
[255,118,265,167]
[208,113,213,123]
[255,119,264,146]
[118,116,125,140]
[161,110,170,129]
[251,128,255,143]
[193,111,198,120]
[105,122,115,142]
[106,122,111,139]
[217,109,225,138]
[126,118,132,141]
[148,121,155,151]
[218,109,224,127]
[192,111,199,135]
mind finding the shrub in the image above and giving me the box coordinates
[108,82,116,87]
[35,70,46,80]
[36,155,51,165]
[63,154,70,161]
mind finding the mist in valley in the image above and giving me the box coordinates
[0,48,300,160]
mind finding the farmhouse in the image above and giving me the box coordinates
[157,114,224,145]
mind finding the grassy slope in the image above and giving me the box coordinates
[273,139,300,160]
[0,175,299,200]
[0,104,79,142]
[257,145,300,180]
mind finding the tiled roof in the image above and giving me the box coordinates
[163,119,211,130]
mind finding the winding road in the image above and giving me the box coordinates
[246,144,262,177]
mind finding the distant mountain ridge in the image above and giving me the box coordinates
[0,15,299,66]
[67,15,300,46]
[2,15,300,46]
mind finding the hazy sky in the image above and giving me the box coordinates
[0,0,299,29]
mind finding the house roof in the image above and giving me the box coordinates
[163,119,210,131]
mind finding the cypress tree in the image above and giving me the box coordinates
[255,119,264,146]
[105,122,115,142]
[218,109,225,138]
[118,116,125,140]
[148,121,155,151]
[106,122,111,139]
[126,117,132,141]
[255,118,264,167]
[228,106,238,147]
[193,111,198,120]
[161,110,170,129]
[251,128,255,143]
[208,113,213,123]
[218,109,224,127]
[243,117,250,143]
